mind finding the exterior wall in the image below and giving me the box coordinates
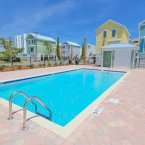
[61,44,70,57]
[114,49,131,68]
[121,30,129,42]
[96,21,129,54]
[61,44,81,58]
[139,21,145,53]
[139,38,145,53]
[139,23,145,37]
[86,44,96,57]
[26,35,56,59]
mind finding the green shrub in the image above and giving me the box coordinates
[13,57,21,62]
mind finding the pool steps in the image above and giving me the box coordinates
[7,91,52,130]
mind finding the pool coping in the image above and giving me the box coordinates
[0,68,130,138]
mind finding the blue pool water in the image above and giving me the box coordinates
[0,69,124,126]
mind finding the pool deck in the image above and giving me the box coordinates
[0,65,145,145]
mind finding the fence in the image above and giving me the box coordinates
[136,57,145,68]
[0,56,96,72]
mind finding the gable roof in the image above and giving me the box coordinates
[96,19,130,36]
[27,33,56,42]
[63,41,80,47]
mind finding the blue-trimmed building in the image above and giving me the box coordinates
[139,20,145,53]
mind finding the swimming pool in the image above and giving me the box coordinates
[0,69,124,127]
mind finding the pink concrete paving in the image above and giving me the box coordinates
[0,66,145,145]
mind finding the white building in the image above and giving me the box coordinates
[101,43,137,68]
[0,44,4,52]
[14,33,27,54]
[0,44,4,57]
[86,44,96,57]
[61,41,81,58]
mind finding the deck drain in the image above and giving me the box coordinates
[92,106,104,116]
[106,98,119,104]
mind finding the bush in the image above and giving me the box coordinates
[0,57,21,62]
[13,57,21,62]
[0,57,9,61]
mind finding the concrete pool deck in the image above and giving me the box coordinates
[0,65,145,145]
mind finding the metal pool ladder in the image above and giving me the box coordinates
[8,91,29,120]
[22,96,52,130]
[8,91,52,130]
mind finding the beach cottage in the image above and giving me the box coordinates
[61,41,81,58]
[96,19,130,54]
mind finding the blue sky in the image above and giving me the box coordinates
[0,0,144,44]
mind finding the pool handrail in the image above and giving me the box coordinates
[8,91,30,120]
[22,96,52,130]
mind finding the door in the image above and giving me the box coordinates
[114,50,131,68]
[103,51,112,67]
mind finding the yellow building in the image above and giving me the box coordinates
[96,19,130,54]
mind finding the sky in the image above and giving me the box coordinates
[0,0,144,45]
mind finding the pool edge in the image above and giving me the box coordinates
[0,69,130,138]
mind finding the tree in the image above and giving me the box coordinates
[81,42,84,58]
[56,37,60,60]
[81,37,87,64]
[44,41,52,58]
[0,37,22,61]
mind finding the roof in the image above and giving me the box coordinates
[63,41,80,47]
[102,43,137,50]
[96,19,130,36]
[139,20,145,26]
[29,33,56,42]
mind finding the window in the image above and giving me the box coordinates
[28,40,31,45]
[30,47,34,53]
[103,31,107,38]
[34,40,36,45]
[112,30,116,37]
